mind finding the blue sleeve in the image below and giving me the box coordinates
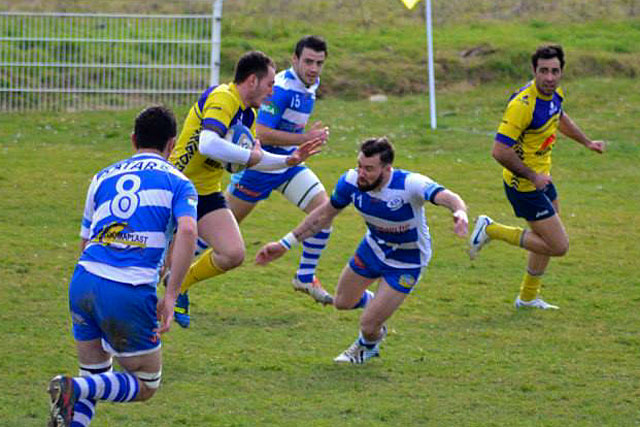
[495,133,516,147]
[257,85,289,129]
[172,179,198,220]
[329,172,355,209]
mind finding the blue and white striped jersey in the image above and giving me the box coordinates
[330,168,444,269]
[78,152,198,286]
[256,67,319,157]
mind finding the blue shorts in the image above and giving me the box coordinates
[348,239,423,294]
[228,166,306,203]
[69,265,160,357]
[504,181,557,222]
[197,191,227,221]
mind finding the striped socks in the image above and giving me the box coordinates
[296,227,332,283]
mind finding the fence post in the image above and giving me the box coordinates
[211,0,223,86]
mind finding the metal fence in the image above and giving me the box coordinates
[0,10,219,111]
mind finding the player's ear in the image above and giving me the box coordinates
[248,73,258,89]
[164,137,176,158]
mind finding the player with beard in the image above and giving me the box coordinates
[255,137,469,364]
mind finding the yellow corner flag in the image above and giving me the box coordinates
[400,0,422,10]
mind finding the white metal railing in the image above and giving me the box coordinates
[0,6,222,111]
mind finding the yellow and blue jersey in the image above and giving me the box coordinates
[495,80,564,192]
[169,83,257,195]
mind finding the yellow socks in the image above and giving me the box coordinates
[486,222,524,247]
[179,249,225,293]
[519,271,542,302]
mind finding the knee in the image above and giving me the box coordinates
[219,246,245,270]
[333,294,352,310]
[134,371,162,402]
[135,383,158,402]
[227,247,245,269]
[550,238,569,257]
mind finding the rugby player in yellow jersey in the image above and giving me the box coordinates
[168,51,323,327]
[469,45,605,310]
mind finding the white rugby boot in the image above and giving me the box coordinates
[469,215,493,260]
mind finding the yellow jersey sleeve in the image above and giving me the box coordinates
[200,90,240,136]
[496,94,533,146]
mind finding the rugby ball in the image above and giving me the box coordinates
[223,123,255,173]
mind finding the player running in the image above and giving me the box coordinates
[256,137,469,364]
[226,36,333,305]
[469,45,605,309]
[167,51,323,327]
[47,106,198,426]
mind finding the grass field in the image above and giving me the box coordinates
[1,1,640,424]
[1,73,638,425]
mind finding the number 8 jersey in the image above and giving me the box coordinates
[78,153,198,286]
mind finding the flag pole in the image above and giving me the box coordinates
[425,0,437,129]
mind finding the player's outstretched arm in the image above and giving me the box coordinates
[558,113,606,153]
[157,215,197,334]
[433,189,469,237]
[285,136,324,166]
[256,200,341,266]
[255,241,288,265]
[256,121,329,147]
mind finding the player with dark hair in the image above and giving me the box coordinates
[469,44,605,309]
[226,36,334,305]
[256,137,469,364]
[47,106,198,426]
[167,51,322,327]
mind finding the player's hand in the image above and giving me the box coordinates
[452,210,469,237]
[532,173,552,191]
[306,121,329,144]
[255,242,288,265]
[285,137,323,166]
[247,139,264,167]
[587,140,606,154]
[155,295,177,335]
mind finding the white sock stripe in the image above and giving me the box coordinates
[76,377,90,397]
[74,411,92,426]
[125,373,138,401]
[303,236,330,245]
[72,398,96,426]
[106,373,119,401]
[296,268,316,275]
[301,247,323,255]
[93,374,106,398]
[298,259,318,270]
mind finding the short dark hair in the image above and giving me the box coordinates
[294,35,328,58]
[234,51,276,84]
[532,44,565,70]
[134,105,177,151]
[360,137,394,165]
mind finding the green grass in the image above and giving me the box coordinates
[1,75,639,425]
[3,1,640,100]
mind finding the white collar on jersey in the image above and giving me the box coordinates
[288,67,320,94]
[132,151,165,160]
